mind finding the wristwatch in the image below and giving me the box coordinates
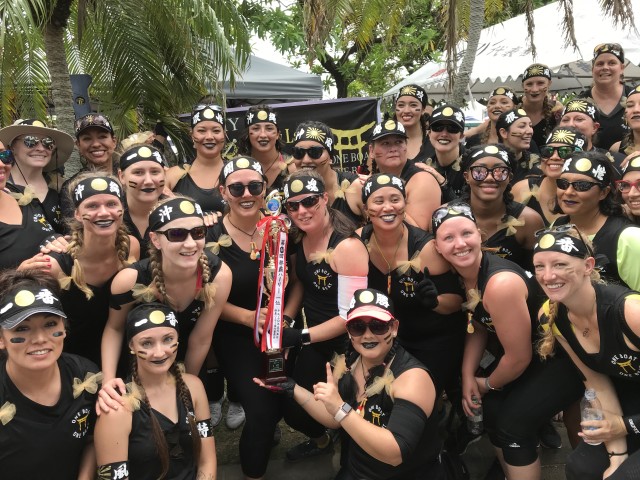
[301,328,311,345]
[334,402,353,423]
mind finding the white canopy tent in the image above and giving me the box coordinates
[385,0,640,100]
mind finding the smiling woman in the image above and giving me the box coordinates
[0,270,99,480]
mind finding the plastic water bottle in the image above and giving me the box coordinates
[467,395,483,435]
[581,388,604,445]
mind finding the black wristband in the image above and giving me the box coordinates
[283,315,295,328]
[196,418,214,437]
[97,461,129,480]
[623,414,640,435]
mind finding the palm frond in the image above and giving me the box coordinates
[598,0,637,31]
[558,0,578,50]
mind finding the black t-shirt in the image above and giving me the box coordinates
[0,353,98,480]
[578,85,634,150]
[6,182,63,233]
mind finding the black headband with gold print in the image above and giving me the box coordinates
[222,156,264,181]
[148,198,204,231]
[362,174,405,204]
[73,176,122,207]
[534,227,590,259]
[191,104,225,128]
[522,63,551,81]
[562,155,610,184]
[283,175,325,200]
[126,302,178,341]
[119,145,166,171]
[245,109,278,127]
[395,84,428,107]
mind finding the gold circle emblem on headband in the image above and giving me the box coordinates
[575,158,592,172]
[257,111,268,121]
[485,145,499,154]
[149,310,166,325]
[138,146,152,158]
[384,120,396,130]
[538,234,556,249]
[179,201,195,214]
[291,179,304,193]
[236,158,250,168]
[91,178,108,191]
[442,107,454,116]
[14,290,35,307]
[359,290,374,303]
[377,175,390,185]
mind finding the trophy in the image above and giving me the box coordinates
[254,190,289,384]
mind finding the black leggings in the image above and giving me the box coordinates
[213,331,283,478]
[284,341,340,439]
[483,354,584,467]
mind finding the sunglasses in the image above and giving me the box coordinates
[431,124,462,134]
[193,103,223,112]
[432,204,474,224]
[156,226,207,242]
[469,165,511,182]
[615,179,640,193]
[555,178,603,192]
[0,150,15,166]
[20,135,56,150]
[540,145,579,160]
[346,319,392,337]
[285,194,321,212]
[292,146,325,160]
[227,181,264,198]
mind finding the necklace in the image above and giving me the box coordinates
[227,215,260,260]
[371,226,404,295]
[263,152,281,175]
[357,359,369,416]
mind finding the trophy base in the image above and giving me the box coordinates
[262,349,287,385]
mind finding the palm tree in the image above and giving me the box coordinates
[0,0,250,172]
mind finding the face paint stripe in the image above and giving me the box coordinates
[9,337,26,343]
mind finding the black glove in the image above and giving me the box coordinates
[417,267,439,310]
[282,328,302,348]
[263,377,296,398]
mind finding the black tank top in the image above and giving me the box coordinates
[549,284,640,382]
[0,200,54,269]
[361,223,465,348]
[49,252,114,367]
[422,151,466,202]
[331,170,363,226]
[112,251,222,362]
[128,388,196,480]
[484,201,532,270]
[407,136,435,164]
[172,169,226,213]
[521,176,553,226]
[6,182,63,233]
[207,222,260,338]
[342,346,441,480]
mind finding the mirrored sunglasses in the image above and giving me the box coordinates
[285,194,321,212]
[156,226,207,242]
[540,146,578,159]
[432,204,474,224]
[346,319,391,337]
[292,146,325,160]
[21,135,55,150]
[227,181,264,198]
[469,165,511,182]
[0,150,15,165]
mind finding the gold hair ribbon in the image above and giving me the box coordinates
[131,283,158,302]
[365,369,396,399]
[462,288,482,312]
[205,234,232,254]
[10,185,37,206]
[58,274,73,291]
[334,179,354,199]
[451,156,462,172]
[122,382,144,411]
[0,401,16,425]
[526,154,540,171]
[519,184,540,205]
[73,372,103,398]
[395,251,421,276]
[310,248,334,264]
[330,353,348,382]
[497,216,525,236]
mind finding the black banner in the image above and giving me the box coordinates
[224,97,379,172]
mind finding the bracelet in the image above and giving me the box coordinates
[623,414,640,435]
[485,377,502,391]
[608,451,628,458]
[299,390,313,407]
[438,178,448,188]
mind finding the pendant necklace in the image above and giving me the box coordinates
[371,225,404,294]
[227,215,260,260]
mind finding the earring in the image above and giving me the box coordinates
[130,350,135,355]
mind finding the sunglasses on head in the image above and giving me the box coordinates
[0,150,15,166]
[346,318,392,337]
[431,124,462,134]
[285,194,321,212]
[615,179,640,193]
[540,145,579,160]
[469,165,511,182]
[292,146,325,160]
[432,204,474,223]
[227,181,264,198]
[156,226,206,242]
[555,178,603,192]
[20,135,55,150]
[194,103,223,112]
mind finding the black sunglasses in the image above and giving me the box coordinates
[469,165,511,182]
[431,124,462,134]
[346,319,392,337]
[555,178,603,192]
[20,135,55,150]
[0,150,15,166]
[156,226,207,242]
[227,181,264,198]
[540,145,579,160]
[292,146,325,160]
[285,194,321,212]
[615,179,640,193]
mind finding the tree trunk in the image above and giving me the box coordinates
[43,22,81,178]
[450,0,484,107]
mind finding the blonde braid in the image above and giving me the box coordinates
[537,300,558,359]
[115,224,131,267]
[170,363,201,462]
[195,253,216,309]
[67,229,94,300]
[149,244,173,307]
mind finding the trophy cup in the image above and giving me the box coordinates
[255,190,289,384]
